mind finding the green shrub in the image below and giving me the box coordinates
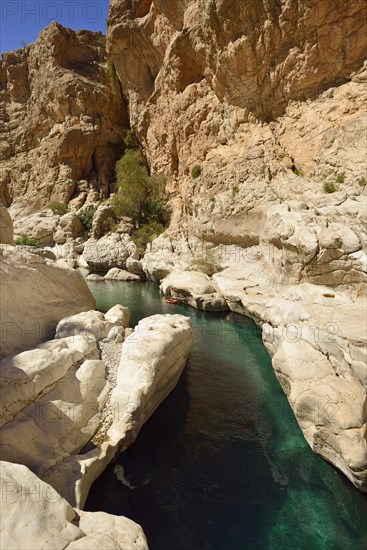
[191,165,202,179]
[335,172,345,184]
[209,195,215,202]
[111,149,168,227]
[21,163,32,172]
[190,250,222,276]
[357,177,366,188]
[292,167,302,176]
[107,59,119,95]
[123,129,138,150]
[101,216,117,234]
[132,222,165,254]
[78,206,96,230]
[97,34,106,47]
[323,182,337,194]
[15,235,43,247]
[50,202,68,215]
[232,184,239,197]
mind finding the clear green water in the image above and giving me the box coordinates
[85,281,367,550]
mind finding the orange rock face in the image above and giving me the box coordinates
[108,0,367,179]
[0,22,129,215]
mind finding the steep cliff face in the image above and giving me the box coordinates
[0,22,128,215]
[108,0,366,177]
[108,0,367,288]
[107,0,367,492]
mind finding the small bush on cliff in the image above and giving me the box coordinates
[132,222,165,254]
[231,184,239,198]
[101,216,117,234]
[107,59,119,95]
[111,149,168,227]
[123,129,139,150]
[336,172,345,184]
[15,235,43,248]
[21,163,32,172]
[78,206,96,229]
[190,250,222,277]
[357,177,366,188]
[191,165,202,179]
[50,202,68,215]
[323,182,337,194]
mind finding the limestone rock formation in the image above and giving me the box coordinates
[161,270,228,311]
[108,0,367,182]
[43,314,194,507]
[0,22,128,216]
[82,233,138,271]
[0,0,366,500]
[0,461,148,550]
[0,245,95,357]
[0,206,13,244]
[91,205,117,239]
[126,257,145,277]
[0,305,193,509]
[105,267,141,281]
[213,273,367,491]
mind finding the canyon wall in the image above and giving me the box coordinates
[107,0,367,492]
[0,0,366,494]
[0,22,128,216]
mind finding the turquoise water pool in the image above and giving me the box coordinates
[85,281,367,550]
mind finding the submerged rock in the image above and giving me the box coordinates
[86,273,104,281]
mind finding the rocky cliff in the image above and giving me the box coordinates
[0,22,128,216]
[0,0,366,495]
[108,0,366,175]
[106,0,367,492]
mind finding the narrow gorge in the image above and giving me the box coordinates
[0,1,366,549]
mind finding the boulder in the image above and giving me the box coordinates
[126,257,145,277]
[43,314,194,507]
[86,273,104,281]
[161,271,228,311]
[0,206,13,244]
[13,212,59,246]
[55,310,116,341]
[59,211,84,238]
[15,245,56,261]
[318,223,361,254]
[0,461,148,550]
[90,205,116,239]
[83,234,137,271]
[104,304,131,328]
[105,268,141,281]
[0,336,98,428]
[0,245,95,357]
[0,357,109,474]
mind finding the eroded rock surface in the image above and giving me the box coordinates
[0,308,194,509]
[161,270,228,311]
[82,234,138,271]
[0,461,148,550]
[0,206,13,244]
[0,22,128,215]
[0,245,95,357]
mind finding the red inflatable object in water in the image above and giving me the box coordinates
[165,298,178,304]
